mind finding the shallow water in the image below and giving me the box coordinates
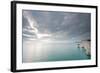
[22,40,90,63]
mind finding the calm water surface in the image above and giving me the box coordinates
[22,40,90,63]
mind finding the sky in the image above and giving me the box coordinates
[22,10,91,43]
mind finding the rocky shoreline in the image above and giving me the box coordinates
[77,40,91,57]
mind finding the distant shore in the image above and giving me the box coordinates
[77,40,91,57]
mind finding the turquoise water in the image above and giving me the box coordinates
[40,43,90,61]
[22,40,90,63]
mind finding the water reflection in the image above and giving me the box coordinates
[22,39,89,63]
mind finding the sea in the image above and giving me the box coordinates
[22,40,90,63]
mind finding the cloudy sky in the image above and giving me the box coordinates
[22,10,91,42]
